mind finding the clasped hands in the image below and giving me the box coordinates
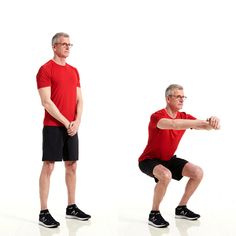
[67,121,80,136]
[206,116,220,130]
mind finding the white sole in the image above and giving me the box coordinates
[66,215,90,221]
[148,221,169,228]
[175,215,199,220]
[39,221,59,228]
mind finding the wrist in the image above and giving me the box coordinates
[75,118,81,125]
[65,121,71,129]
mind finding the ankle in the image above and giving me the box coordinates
[150,210,160,214]
[40,209,49,214]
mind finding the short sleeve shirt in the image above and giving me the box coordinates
[36,60,80,126]
[139,109,196,161]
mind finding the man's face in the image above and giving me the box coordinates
[167,89,186,110]
[53,36,71,58]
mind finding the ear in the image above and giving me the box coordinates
[166,96,171,105]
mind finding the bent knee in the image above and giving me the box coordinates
[192,166,204,180]
[153,166,172,184]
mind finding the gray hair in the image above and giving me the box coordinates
[165,84,183,97]
[51,32,70,46]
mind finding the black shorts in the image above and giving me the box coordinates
[139,155,188,182]
[42,126,79,162]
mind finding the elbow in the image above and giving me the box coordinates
[41,99,51,109]
[171,120,187,130]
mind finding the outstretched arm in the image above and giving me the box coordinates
[157,117,220,130]
[38,86,70,128]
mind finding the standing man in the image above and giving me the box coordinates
[138,84,220,228]
[36,32,91,228]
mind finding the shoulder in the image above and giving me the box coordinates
[150,109,166,122]
[66,63,78,71]
[38,60,53,74]
[40,60,53,69]
[178,111,196,119]
[152,109,166,118]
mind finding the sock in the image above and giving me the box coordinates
[150,210,160,214]
[40,209,49,214]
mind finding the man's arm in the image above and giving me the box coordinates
[38,86,70,128]
[157,117,220,130]
[75,87,83,124]
[67,87,83,136]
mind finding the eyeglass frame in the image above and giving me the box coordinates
[54,42,73,48]
[168,95,187,100]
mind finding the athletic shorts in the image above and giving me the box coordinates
[42,126,79,162]
[138,155,188,182]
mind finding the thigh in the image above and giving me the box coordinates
[182,162,203,179]
[166,156,188,181]
[139,159,163,177]
[63,133,79,161]
[42,126,64,161]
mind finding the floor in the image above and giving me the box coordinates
[1,194,235,236]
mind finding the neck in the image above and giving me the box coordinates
[52,56,66,66]
[165,106,178,118]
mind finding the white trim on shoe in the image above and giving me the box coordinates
[66,214,90,221]
[148,220,169,228]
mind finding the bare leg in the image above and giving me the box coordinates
[65,161,77,205]
[178,163,203,206]
[152,165,172,211]
[39,161,55,210]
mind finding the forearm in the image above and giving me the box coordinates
[43,100,70,128]
[193,121,213,130]
[157,115,220,130]
[171,119,209,130]
[75,101,83,123]
[67,100,83,136]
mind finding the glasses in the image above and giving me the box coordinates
[169,95,187,100]
[55,43,73,48]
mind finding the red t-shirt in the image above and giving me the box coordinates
[139,109,196,161]
[36,60,80,126]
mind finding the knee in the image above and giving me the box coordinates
[43,162,55,175]
[154,168,172,185]
[65,161,77,174]
[192,166,204,181]
[162,170,172,184]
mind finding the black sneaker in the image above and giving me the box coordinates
[175,205,200,220]
[39,209,60,228]
[148,211,169,228]
[66,204,91,221]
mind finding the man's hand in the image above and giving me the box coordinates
[67,120,80,136]
[207,116,220,130]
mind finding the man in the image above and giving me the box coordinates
[36,32,91,228]
[138,84,220,228]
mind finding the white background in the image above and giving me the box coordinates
[0,0,236,235]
